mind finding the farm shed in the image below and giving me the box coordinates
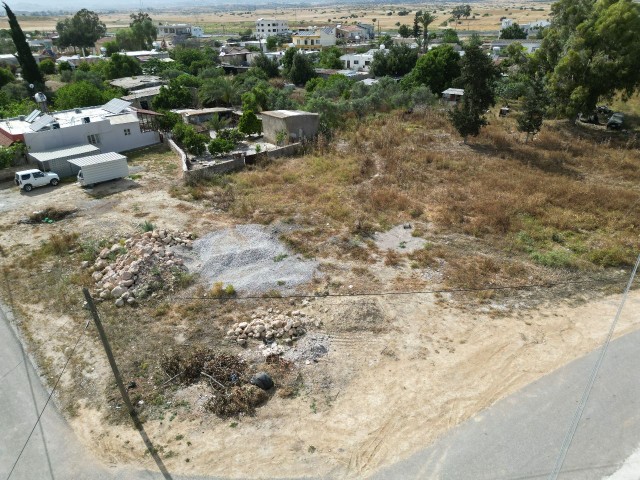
[29,144,101,177]
[261,110,319,145]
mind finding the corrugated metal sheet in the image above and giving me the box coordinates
[109,113,138,125]
[68,152,127,167]
[103,98,132,114]
[29,114,55,131]
[30,144,100,162]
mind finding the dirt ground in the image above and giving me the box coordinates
[1,143,639,478]
[6,1,551,35]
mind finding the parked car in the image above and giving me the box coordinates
[607,112,624,130]
[14,169,60,192]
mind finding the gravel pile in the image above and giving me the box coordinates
[181,224,318,293]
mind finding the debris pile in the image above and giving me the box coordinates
[86,229,194,306]
[226,308,321,346]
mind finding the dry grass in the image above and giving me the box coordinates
[182,107,640,284]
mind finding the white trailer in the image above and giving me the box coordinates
[68,152,129,187]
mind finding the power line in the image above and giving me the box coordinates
[547,252,640,480]
[174,278,621,302]
[6,320,89,480]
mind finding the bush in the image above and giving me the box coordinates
[208,138,235,156]
[210,281,236,298]
[38,58,56,74]
[218,128,244,143]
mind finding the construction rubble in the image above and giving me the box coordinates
[84,229,195,306]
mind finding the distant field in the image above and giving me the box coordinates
[5,1,551,36]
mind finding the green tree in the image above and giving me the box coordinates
[252,53,280,78]
[370,44,418,77]
[414,10,436,51]
[500,23,527,39]
[38,58,56,74]
[208,137,235,155]
[281,47,297,75]
[540,0,640,118]
[441,29,459,44]
[451,5,471,30]
[398,24,411,38]
[266,36,278,51]
[199,76,239,107]
[53,81,113,110]
[56,9,106,55]
[152,82,193,110]
[288,52,316,86]
[96,53,142,79]
[238,109,262,135]
[318,46,344,69]
[0,67,14,87]
[404,44,461,94]
[129,12,157,49]
[517,75,548,142]
[207,113,231,132]
[449,37,499,141]
[3,3,44,86]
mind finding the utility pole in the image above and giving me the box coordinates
[83,288,173,480]
[82,289,138,422]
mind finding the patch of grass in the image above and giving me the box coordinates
[173,269,196,289]
[273,253,288,262]
[140,220,155,232]
[210,282,236,298]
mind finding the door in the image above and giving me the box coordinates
[32,171,46,186]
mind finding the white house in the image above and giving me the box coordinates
[0,99,160,161]
[340,46,385,71]
[255,18,289,39]
[157,23,192,37]
[489,39,542,55]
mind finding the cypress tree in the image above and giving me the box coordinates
[3,3,44,86]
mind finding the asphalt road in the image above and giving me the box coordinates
[372,328,640,480]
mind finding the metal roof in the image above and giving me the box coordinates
[261,110,318,119]
[25,109,41,123]
[442,88,464,96]
[30,144,100,162]
[67,152,127,167]
[103,98,132,115]
[29,114,55,132]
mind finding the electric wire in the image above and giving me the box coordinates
[5,320,89,480]
[547,253,640,480]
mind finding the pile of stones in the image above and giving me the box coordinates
[226,308,321,347]
[84,229,194,307]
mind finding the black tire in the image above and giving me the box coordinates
[23,184,33,192]
[250,372,274,390]
[50,178,59,186]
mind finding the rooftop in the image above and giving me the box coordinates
[30,144,100,161]
[109,75,165,91]
[442,88,464,96]
[121,85,164,101]
[0,101,137,136]
[172,107,233,116]
[68,152,127,167]
[261,110,319,119]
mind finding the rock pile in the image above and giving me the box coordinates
[85,229,194,307]
[226,308,321,347]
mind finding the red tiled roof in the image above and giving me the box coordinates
[0,130,15,147]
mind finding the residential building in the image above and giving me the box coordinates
[500,18,549,38]
[171,108,233,126]
[0,99,160,165]
[191,26,211,38]
[255,18,289,39]
[340,49,377,71]
[442,88,464,104]
[122,50,171,63]
[357,24,375,39]
[292,27,336,50]
[261,110,319,144]
[121,86,163,110]
[157,23,192,37]
[489,39,542,55]
[336,25,368,41]
[219,46,252,65]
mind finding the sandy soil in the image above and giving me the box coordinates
[6,1,552,35]
[2,145,639,479]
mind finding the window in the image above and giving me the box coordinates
[21,174,30,180]
[124,128,131,136]
[87,134,101,145]
[33,172,44,178]
[354,60,359,64]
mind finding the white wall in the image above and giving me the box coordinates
[255,20,289,38]
[24,119,159,155]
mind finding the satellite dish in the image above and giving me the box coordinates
[34,92,47,103]
[28,83,34,89]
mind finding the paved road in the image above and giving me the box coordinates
[372,328,640,480]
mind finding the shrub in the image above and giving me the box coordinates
[210,281,236,298]
[208,138,235,156]
[39,58,56,74]
[139,220,155,232]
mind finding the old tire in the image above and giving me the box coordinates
[50,178,59,186]
[23,184,33,192]
[250,372,274,391]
